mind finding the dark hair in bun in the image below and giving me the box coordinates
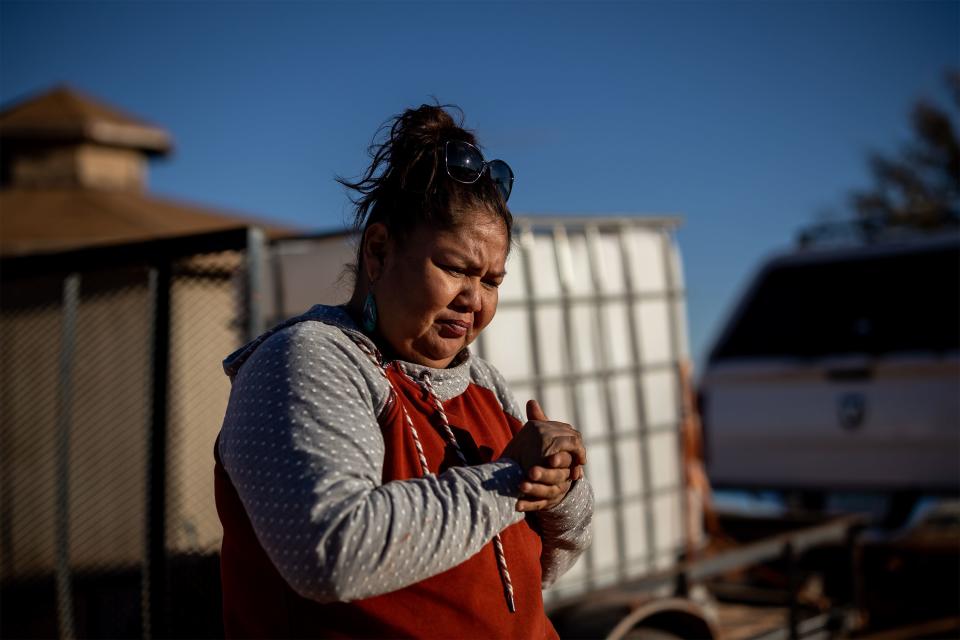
[338,104,513,264]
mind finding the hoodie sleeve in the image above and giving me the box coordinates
[217,321,526,603]
[470,359,595,588]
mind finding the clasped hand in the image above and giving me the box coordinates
[499,400,586,512]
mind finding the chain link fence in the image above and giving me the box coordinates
[1,228,260,639]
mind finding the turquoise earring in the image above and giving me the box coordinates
[362,292,378,333]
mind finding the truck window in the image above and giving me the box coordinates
[709,244,960,361]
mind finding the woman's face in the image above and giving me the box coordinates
[369,213,509,368]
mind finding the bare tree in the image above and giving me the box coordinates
[850,70,960,231]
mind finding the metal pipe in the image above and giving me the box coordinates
[495,289,685,309]
[659,231,689,555]
[246,227,266,341]
[785,541,799,640]
[500,360,675,388]
[55,273,79,640]
[584,224,628,583]
[546,515,864,612]
[592,485,683,511]
[547,224,596,589]
[581,422,681,448]
[618,224,660,572]
[519,224,545,404]
[270,239,287,327]
[142,269,155,640]
[147,263,171,639]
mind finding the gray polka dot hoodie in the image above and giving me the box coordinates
[215,304,593,637]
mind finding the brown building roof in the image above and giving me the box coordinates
[0,188,297,256]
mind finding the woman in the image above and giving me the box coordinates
[214,105,594,639]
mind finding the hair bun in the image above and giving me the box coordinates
[398,104,461,141]
[390,104,464,157]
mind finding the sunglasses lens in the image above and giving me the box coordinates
[487,160,514,202]
[446,141,484,182]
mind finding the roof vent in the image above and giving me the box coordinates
[0,85,172,191]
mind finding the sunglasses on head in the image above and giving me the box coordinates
[444,140,515,203]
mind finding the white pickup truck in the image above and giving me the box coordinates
[699,231,960,522]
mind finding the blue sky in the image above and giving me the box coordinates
[2,0,957,370]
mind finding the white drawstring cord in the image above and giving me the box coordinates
[412,370,516,614]
[349,336,517,613]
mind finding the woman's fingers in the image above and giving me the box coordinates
[545,451,573,469]
[516,478,572,511]
[519,480,567,498]
[526,399,586,464]
[501,402,588,475]
[516,498,551,512]
[545,434,586,466]
[526,465,571,485]
[510,400,585,512]
[526,398,549,422]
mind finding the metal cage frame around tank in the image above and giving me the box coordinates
[469,215,692,600]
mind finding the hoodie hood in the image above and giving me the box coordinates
[223,303,477,396]
[222,304,368,381]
